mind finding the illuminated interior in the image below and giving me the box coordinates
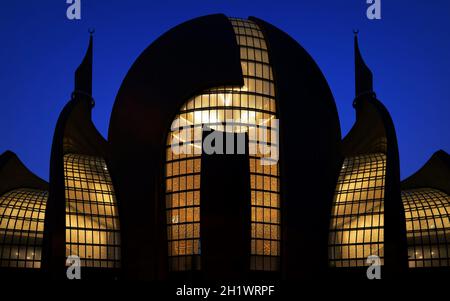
[329,153,386,267]
[165,18,280,271]
[64,154,121,268]
[402,188,450,268]
[0,189,47,268]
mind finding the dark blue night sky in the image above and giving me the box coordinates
[0,0,449,181]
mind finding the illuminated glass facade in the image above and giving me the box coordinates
[402,188,450,268]
[329,153,386,267]
[64,154,121,268]
[165,18,280,272]
[0,189,47,268]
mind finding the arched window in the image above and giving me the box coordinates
[402,188,450,268]
[64,154,121,268]
[165,18,280,272]
[0,189,47,268]
[329,153,386,267]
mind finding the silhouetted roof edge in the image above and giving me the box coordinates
[401,150,450,195]
[0,150,48,195]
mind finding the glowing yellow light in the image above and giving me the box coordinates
[219,93,232,106]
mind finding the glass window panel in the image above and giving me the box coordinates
[328,153,386,267]
[402,188,450,268]
[0,189,47,268]
[63,154,121,268]
[165,18,280,272]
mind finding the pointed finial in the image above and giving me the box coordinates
[354,31,374,98]
[353,29,359,35]
[88,28,95,35]
[74,34,93,97]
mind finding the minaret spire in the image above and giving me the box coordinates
[74,30,93,97]
[354,30,374,98]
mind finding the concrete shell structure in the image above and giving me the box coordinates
[108,14,341,280]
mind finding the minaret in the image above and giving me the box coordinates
[74,32,93,97]
[354,30,374,98]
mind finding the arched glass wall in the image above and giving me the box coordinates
[64,154,121,268]
[402,188,450,268]
[329,153,386,267]
[165,18,280,272]
[0,189,47,268]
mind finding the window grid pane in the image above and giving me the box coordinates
[329,153,386,268]
[402,188,450,268]
[64,154,121,268]
[0,189,47,268]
